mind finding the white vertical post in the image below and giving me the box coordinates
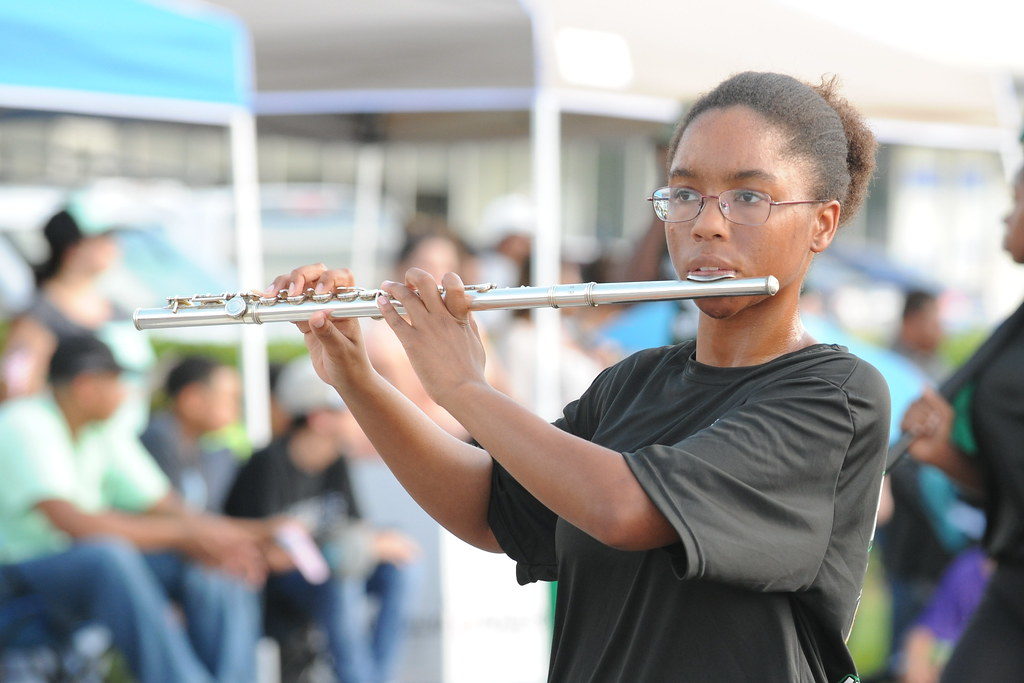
[531,88,562,420]
[230,110,271,447]
[352,144,385,284]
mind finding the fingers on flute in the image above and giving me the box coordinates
[381,279,426,321]
[309,310,348,345]
[404,268,443,312]
[316,268,354,294]
[374,286,412,339]
[265,263,328,297]
[440,271,470,322]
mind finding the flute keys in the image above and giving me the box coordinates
[284,289,309,304]
[225,296,248,319]
[335,287,362,302]
[158,281,498,315]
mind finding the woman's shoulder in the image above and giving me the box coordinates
[793,344,889,398]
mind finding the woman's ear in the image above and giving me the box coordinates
[810,200,842,254]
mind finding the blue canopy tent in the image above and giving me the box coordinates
[0,0,270,444]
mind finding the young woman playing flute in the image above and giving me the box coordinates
[267,71,889,682]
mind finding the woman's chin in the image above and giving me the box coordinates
[695,299,748,320]
[696,292,781,320]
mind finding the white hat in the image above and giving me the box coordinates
[274,358,347,417]
[480,193,535,237]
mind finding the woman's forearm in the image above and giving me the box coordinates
[335,369,500,551]
[439,382,676,550]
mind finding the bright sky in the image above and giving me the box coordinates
[779,0,1024,72]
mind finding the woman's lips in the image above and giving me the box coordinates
[686,267,737,282]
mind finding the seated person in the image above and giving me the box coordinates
[226,358,418,683]
[142,356,242,512]
[0,336,266,682]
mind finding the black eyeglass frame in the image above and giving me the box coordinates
[647,187,833,227]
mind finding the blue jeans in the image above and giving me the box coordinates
[7,537,259,683]
[268,562,408,683]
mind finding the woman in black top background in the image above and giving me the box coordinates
[268,71,890,681]
[901,166,1024,681]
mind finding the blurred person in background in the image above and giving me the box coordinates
[496,256,621,409]
[268,71,889,680]
[141,356,243,513]
[226,358,418,683]
[881,289,972,672]
[0,206,154,430]
[0,336,263,682]
[892,290,948,381]
[900,547,992,683]
[365,229,509,435]
[474,194,535,340]
[901,164,1024,680]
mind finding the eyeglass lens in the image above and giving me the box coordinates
[651,188,772,226]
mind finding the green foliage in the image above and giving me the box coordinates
[939,329,986,368]
[149,338,308,367]
[847,546,892,676]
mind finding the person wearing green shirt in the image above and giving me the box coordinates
[0,336,263,682]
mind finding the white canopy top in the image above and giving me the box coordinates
[214,0,1008,128]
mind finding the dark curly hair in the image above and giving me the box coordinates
[667,72,877,226]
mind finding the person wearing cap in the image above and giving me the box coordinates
[0,206,154,431]
[141,356,243,513]
[226,357,418,683]
[0,336,263,682]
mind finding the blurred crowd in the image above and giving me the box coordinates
[0,202,640,683]
[0,171,1015,683]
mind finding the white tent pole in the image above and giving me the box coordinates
[352,144,385,284]
[229,110,271,448]
[530,88,562,419]
[522,0,563,421]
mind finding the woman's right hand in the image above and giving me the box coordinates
[264,264,374,389]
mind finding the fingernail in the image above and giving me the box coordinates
[264,284,276,296]
[288,281,298,296]
[311,313,325,328]
[376,294,388,307]
[381,280,396,287]
[314,282,326,294]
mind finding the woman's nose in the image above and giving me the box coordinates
[689,200,729,241]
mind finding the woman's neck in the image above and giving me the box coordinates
[694,293,814,367]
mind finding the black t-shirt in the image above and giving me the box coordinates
[488,341,889,682]
[971,319,1024,565]
[224,437,361,525]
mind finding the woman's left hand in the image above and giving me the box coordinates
[375,268,488,406]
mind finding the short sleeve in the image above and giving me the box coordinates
[486,363,625,584]
[102,429,170,512]
[488,459,558,584]
[0,406,76,514]
[625,374,864,592]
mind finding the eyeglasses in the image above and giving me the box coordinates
[648,187,830,227]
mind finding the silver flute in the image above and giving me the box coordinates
[132,275,780,330]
